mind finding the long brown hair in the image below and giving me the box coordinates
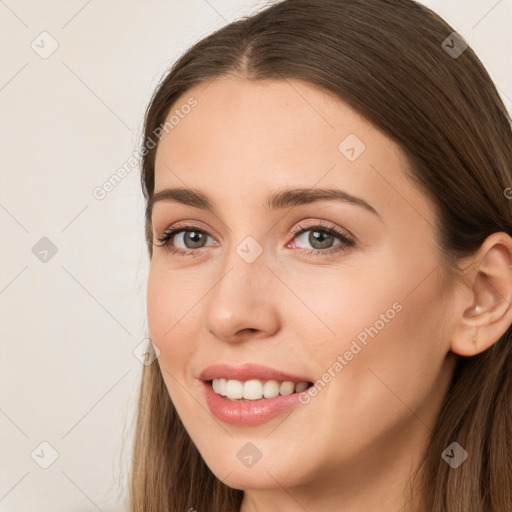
[129,1,512,510]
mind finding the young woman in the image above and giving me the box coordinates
[129,0,512,510]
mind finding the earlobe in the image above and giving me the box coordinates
[450,232,512,357]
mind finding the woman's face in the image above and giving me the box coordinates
[147,76,458,499]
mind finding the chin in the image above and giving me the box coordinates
[197,444,309,491]
[217,467,292,491]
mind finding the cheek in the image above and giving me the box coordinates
[288,267,450,467]
[284,265,404,364]
[290,258,448,404]
[336,266,450,427]
[147,269,171,344]
[146,266,200,372]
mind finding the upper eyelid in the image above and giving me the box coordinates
[290,220,353,237]
[155,220,216,238]
[157,220,348,237]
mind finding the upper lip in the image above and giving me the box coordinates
[199,363,312,383]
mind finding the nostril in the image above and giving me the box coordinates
[238,328,258,335]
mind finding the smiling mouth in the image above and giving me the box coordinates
[206,378,314,401]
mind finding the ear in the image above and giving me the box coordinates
[450,232,512,357]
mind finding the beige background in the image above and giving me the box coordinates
[0,0,510,510]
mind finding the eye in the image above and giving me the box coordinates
[154,222,217,256]
[288,220,355,256]
[154,220,355,257]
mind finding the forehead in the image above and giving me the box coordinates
[155,76,376,177]
[153,76,434,227]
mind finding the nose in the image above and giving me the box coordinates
[203,242,281,344]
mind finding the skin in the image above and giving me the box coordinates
[147,75,512,511]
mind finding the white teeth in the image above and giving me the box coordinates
[243,380,263,400]
[226,379,243,399]
[263,379,280,398]
[211,378,310,400]
[217,378,227,396]
[279,381,295,396]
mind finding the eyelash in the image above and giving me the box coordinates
[154,220,355,258]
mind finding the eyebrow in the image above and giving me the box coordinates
[147,187,381,219]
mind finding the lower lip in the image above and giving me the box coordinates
[201,380,307,426]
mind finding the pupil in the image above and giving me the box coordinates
[186,231,205,248]
[310,230,333,249]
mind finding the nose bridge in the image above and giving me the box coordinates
[217,230,269,292]
[203,234,279,341]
